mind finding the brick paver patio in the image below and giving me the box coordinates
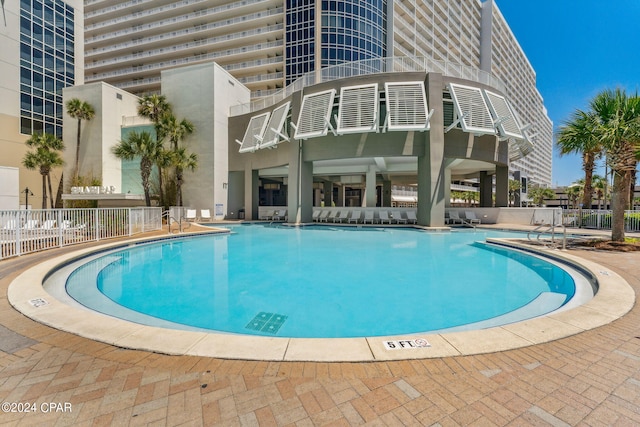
[1,233,639,426]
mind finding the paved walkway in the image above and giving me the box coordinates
[1,230,639,426]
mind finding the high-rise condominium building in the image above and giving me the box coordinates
[83,0,551,186]
[0,0,83,208]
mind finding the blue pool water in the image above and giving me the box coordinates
[65,225,576,338]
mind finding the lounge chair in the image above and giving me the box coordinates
[379,211,391,224]
[185,209,198,221]
[200,209,212,221]
[259,210,274,220]
[447,211,464,225]
[464,211,481,224]
[363,210,374,224]
[40,219,57,230]
[2,219,18,230]
[22,219,40,230]
[348,211,361,223]
[273,210,287,221]
[391,211,407,224]
[334,210,349,223]
[312,210,321,222]
[326,210,339,222]
[318,211,330,222]
[406,211,417,224]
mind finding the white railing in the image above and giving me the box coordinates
[0,208,162,260]
[563,209,640,231]
[230,56,507,115]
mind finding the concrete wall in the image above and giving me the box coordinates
[63,82,141,192]
[162,62,250,217]
[0,167,19,209]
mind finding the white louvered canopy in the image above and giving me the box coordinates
[336,83,379,134]
[294,89,336,140]
[448,83,495,135]
[238,112,270,153]
[483,90,523,139]
[260,101,291,149]
[384,81,430,131]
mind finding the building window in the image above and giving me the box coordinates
[19,0,74,138]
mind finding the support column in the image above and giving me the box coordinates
[288,140,313,223]
[444,168,452,207]
[479,171,493,207]
[417,73,446,227]
[323,180,333,207]
[244,168,259,220]
[336,185,345,207]
[365,167,377,207]
[382,180,392,207]
[495,165,509,207]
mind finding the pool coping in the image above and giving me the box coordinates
[7,231,635,362]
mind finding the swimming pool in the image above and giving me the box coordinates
[60,225,582,338]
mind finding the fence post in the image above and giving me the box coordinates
[128,208,133,236]
[95,209,100,241]
[57,209,63,247]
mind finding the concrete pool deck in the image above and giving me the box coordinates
[1,225,640,424]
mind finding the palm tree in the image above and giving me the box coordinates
[171,147,198,207]
[66,98,95,178]
[590,89,640,241]
[111,131,163,206]
[158,114,195,206]
[138,95,172,206]
[528,186,555,207]
[565,184,582,209]
[591,174,608,209]
[556,110,601,210]
[22,133,65,209]
[508,179,521,207]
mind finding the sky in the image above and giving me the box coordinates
[495,0,640,187]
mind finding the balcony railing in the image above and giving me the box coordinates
[230,56,506,115]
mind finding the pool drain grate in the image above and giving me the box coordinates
[245,312,288,334]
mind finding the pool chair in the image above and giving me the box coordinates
[273,210,287,221]
[22,219,40,230]
[464,211,481,224]
[2,219,18,230]
[259,210,274,220]
[330,210,345,223]
[40,219,57,230]
[318,210,330,222]
[378,211,391,224]
[391,211,407,224]
[326,211,339,222]
[447,211,464,225]
[406,211,417,224]
[348,211,361,223]
[363,210,374,224]
[200,209,212,222]
[185,209,198,221]
[312,210,321,222]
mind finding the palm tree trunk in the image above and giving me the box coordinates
[54,173,64,208]
[47,173,55,209]
[629,167,637,209]
[581,152,594,209]
[611,170,630,242]
[40,173,47,209]
[75,118,81,178]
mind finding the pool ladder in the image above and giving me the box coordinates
[527,222,567,250]
[163,211,191,234]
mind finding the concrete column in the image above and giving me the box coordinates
[479,171,493,207]
[323,180,333,207]
[417,73,446,227]
[495,165,509,207]
[365,167,377,207]
[336,185,345,207]
[382,180,392,207]
[444,168,452,208]
[288,141,313,223]
[244,168,259,220]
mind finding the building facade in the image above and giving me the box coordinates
[0,0,83,209]
[82,0,552,187]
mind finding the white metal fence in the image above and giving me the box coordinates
[0,207,162,260]
[563,209,640,231]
